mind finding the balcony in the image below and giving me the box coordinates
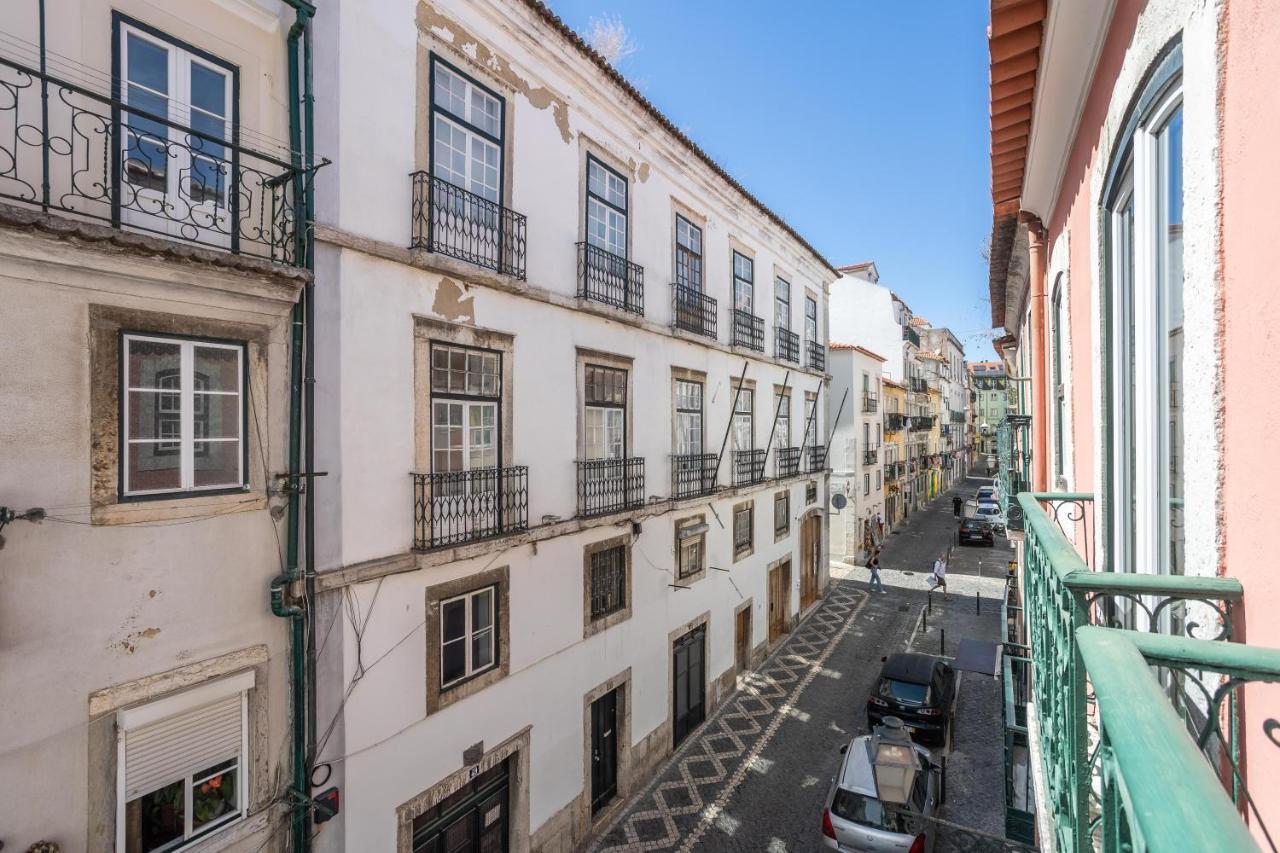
[807,340,826,372]
[805,445,827,473]
[1015,492,1280,852]
[909,377,929,394]
[903,325,921,347]
[884,412,905,432]
[862,446,878,466]
[576,457,645,517]
[775,327,800,363]
[884,461,902,480]
[951,410,967,424]
[412,467,529,550]
[577,242,644,315]
[730,308,765,352]
[775,446,801,479]
[672,452,717,499]
[910,415,935,431]
[0,50,309,265]
[861,393,878,413]
[671,284,717,339]
[732,449,767,486]
[410,173,527,279]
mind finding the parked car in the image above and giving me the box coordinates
[866,653,958,748]
[958,518,994,546]
[972,503,1006,535]
[976,485,998,503]
[821,733,941,852]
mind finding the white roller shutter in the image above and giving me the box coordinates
[124,695,242,799]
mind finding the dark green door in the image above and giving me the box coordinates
[590,687,619,813]
[673,627,705,747]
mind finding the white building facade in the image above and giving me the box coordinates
[827,344,887,562]
[307,2,835,851]
[0,0,314,850]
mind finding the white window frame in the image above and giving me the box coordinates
[116,670,253,852]
[122,333,245,497]
[440,585,498,689]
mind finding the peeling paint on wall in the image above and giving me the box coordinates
[111,627,162,655]
[432,277,476,324]
[636,161,650,183]
[418,3,573,144]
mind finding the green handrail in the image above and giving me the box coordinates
[1077,627,1260,852]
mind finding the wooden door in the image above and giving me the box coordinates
[800,515,821,610]
[768,561,791,644]
[734,608,751,673]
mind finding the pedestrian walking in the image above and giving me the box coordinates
[952,494,963,517]
[876,511,884,539]
[930,552,949,599]
[868,548,886,594]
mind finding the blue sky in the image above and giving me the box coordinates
[545,1,997,360]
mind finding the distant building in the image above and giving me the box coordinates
[828,343,888,561]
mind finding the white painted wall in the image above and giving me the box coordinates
[827,348,885,560]
[829,273,904,382]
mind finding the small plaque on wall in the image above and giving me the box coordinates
[463,741,484,767]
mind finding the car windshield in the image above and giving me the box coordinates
[879,678,930,705]
[830,788,915,832]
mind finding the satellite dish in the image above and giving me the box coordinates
[831,493,848,510]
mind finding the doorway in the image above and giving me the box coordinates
[800,514,821,610]
[734,607,752,674]
[411,759,509,853]
[590,688,620,814]
[672,626,706,748]
[768,560,792,644]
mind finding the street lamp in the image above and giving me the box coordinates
[870,717,918,804]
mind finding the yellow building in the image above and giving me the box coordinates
[928,385,944,498]
[881,378,908,527]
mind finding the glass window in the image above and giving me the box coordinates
[774,277,791,329]
[587,157,628,258]
[123,334,244,496]
[675,380,703,455]
[733,252,754,313]
[733,505,753,555]
[804,295,818,343]
[775,390,791,448]
[732,387,754,452]
[430,344,501,473]
[677,520,705,579]
[441,586,497,688]
[590,545,627,618]
[774,491,789,536]
[675,215,703,292]
[585,365,627,460]
[432,59,503,202]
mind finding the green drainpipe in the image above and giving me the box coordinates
[276,2,315,850]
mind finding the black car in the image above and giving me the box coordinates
[958,517,994,546]
[866,653,957,748]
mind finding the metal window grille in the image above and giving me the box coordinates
[577,241,644,314]
[774,492,789,536]
[671,283,717,339]
[576,458,645,517]
[672,452,717,499]
[733,506,752,554]
[775,327,799,362]
[776,446,801,479]
[413,467,528,550]
[590,546,627,618]
[733,449,767,486]
[731,309,765,352]
[807,340,826,372]
[411,173,527,278]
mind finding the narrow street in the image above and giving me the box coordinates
[592,478,1016,852]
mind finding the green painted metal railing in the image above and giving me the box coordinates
[1018,492,1280,851]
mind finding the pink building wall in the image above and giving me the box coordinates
[1219,0,1280,835]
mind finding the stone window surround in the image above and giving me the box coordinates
[395,726,532,853]
[670,366,707,455]
[413,316,516,472]
[773,489,790,541]
[669,197,707,296]
[583,533,634,638]
[732,499,755,563]
[577,134,636,260]
[730,376,757,452]
[580,668,633,829]
[674,513,708,586]
[88,304,271,525]
[575,347,635,459]
[426,565,511,714]
[85,645,272,853]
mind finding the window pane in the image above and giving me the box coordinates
[1159,108,1184,576]
[128,339,181,388]
[190,63,226,117]
[192,762,238,831]
[128,442,182,492]
[472,588,493,630]
[441,637,466,685]
[126,778,185,852]
[127,34,168,93]
[434,63,467,119]
[442,598,466,642]
[472,628,493,670]
[198,393,240,439]
[192,439,240,488]
[195,346,239,391]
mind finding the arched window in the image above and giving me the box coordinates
[1102,40,1183,582]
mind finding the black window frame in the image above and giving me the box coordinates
[584,363,629,456]
[428,52,507,200]
[585,154,629,260]
[674,378,704,456]
[675,214,703,292]
[589,545,627,619]
[732,251,754,313]
[429,341,505,474]
[775,276,791,330]
[804,294,818,343]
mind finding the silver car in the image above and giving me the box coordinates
[820,735,941,852]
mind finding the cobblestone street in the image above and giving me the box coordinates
[591,477,1015,852]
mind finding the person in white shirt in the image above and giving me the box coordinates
[930,552,949,599]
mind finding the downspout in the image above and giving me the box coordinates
[1025,215,1049,492]
[275,2,315,851]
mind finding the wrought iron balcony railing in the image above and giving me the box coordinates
[884,412,905,432]
[732,449,767,486]
[910,415,935,431]
[807,340,826,372]
[775,446,801,479]
[775,327,799,363]
[1017,492,1280,852]
[672,452,717,499]
[862,446,878,466]
[730,308,765,352]
[862,393,878,413]
[412,467,529,550]
[410,173,527,279]
[951,410,967,423]
[671,284,717,339]
[0,51,309,265]
[903,325,921,347]
[805,445,826,473]
[577,242,644,315]
[576,457,645,517]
